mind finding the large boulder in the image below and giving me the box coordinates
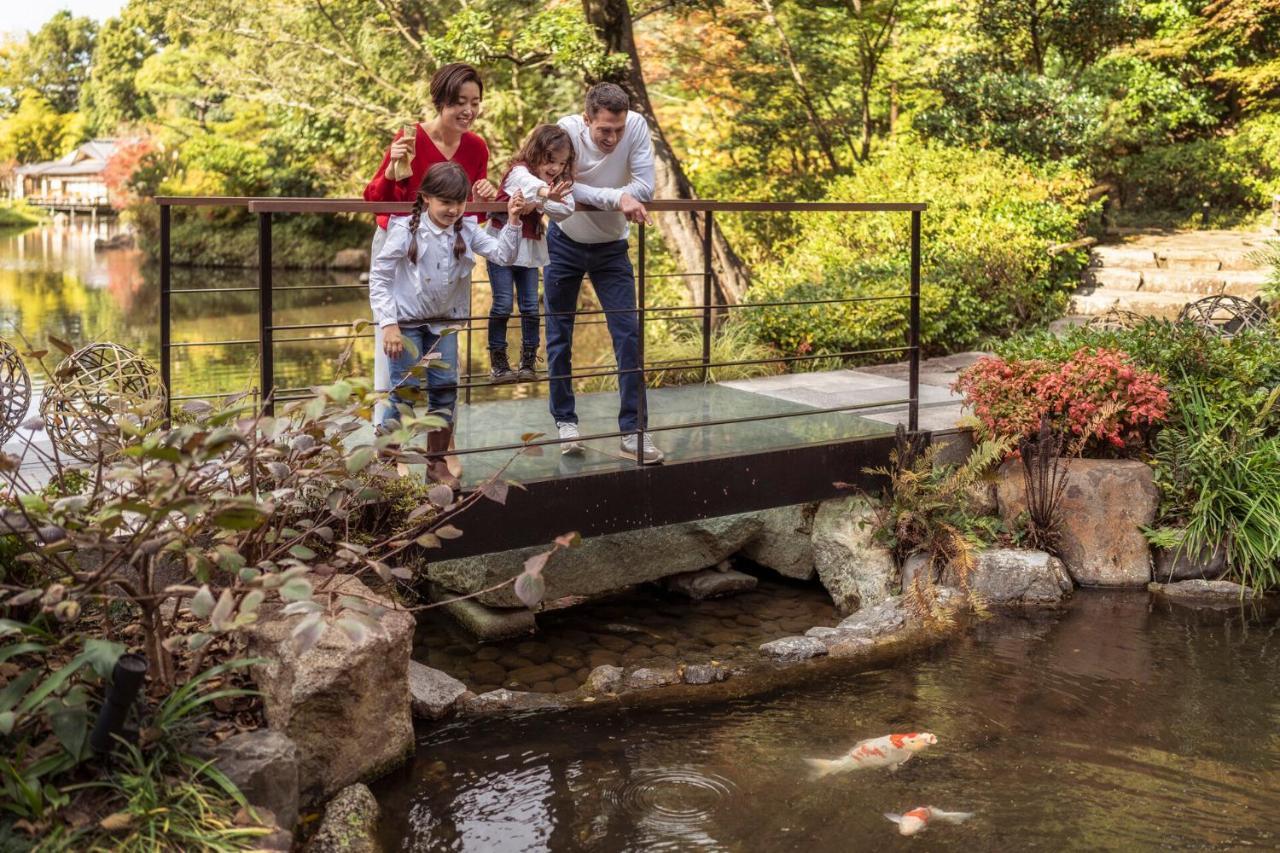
[738,504,817,579]
[428,513,764,608]
[810,496,896,614]
[944,548,1073,607]
[248,575,415,805]
[995,459,1157,587]
[204,730,300,831]
[308,783,380,853]
[1152,541,1228,582]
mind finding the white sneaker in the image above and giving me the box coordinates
[621,432,665,464]
[556,421,585,455]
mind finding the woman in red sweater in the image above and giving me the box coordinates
[365,62,496,421]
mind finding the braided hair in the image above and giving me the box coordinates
[406,161,471,265]
[511,125,576,240]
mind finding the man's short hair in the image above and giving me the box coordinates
[585,83,630,117]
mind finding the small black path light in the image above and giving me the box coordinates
[90,652,147,754]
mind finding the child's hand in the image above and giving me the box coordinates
[543,179,573,203]
[383,324,404,358]
[473,178,498,201]
[506,190,527,221]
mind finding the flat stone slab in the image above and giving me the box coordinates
[759,635,828,662]
[1149,580,1256,603]
[665,567,758,600]
[407,661,467,720]
[429,585,537,641]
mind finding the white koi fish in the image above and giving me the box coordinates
[884,806,974,836]
[803,732,938,778]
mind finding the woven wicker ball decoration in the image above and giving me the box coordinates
[39,343,165,461]
[1083,308,1145,332]
[1178,294,1271,336]
[0,338,31,446]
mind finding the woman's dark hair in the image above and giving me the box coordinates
[407,162,471,264]
[430,63,484,112]
[511,125,575,239]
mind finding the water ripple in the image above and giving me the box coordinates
[607,766,736,842]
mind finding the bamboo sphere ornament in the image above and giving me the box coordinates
[40,343,165,461]
[1177,294,1271,337]
[0,338,31,447]
[1083,308,1144,332]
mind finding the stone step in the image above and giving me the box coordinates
[1139,268,1266,295]
[1091,246,1158,269]
[1069,287,1189,319]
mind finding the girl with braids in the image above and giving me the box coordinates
[368,162,526,489]
[484,124,576,383]
[364,62,497,423]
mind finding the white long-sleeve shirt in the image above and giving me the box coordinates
[555,111,655,244]
[492,164,575,268]
[369,214,521,330]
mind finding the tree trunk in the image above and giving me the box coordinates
[581,0,751,306]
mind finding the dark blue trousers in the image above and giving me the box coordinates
[543,223,646,432]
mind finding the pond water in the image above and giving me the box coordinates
[0,220,618,407]
[374,592,1280,851]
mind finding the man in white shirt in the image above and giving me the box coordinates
[547,83,663,463]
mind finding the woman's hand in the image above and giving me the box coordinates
[542,179,573,203]
[388,135,412,162]
[383,324,404,358]
[506,190,527,221]
[473,178,498,201]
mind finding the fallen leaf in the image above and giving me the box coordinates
[99,812,134,832]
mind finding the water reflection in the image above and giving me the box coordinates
[375,593,1280,851]
[0,221,622,405]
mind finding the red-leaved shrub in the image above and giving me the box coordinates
[953,347,1169,454]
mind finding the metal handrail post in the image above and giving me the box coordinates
[636,222,647,465]
[159,203,172,423]
[701,210,713,383]
[258,212,274,415]
[465,271,474,405]
[908,210,921,432]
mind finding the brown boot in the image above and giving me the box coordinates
[426,425,460,491]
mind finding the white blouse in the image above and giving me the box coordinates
[492,164,575,269]
[369,214,521,330]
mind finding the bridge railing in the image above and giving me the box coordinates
[154,197,924,467]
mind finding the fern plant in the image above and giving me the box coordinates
[865,427,1012,590]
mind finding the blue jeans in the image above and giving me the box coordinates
[382,326,458,430]
[544,223,646,432]
[486,262,540,351]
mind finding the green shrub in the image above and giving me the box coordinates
[745,142,1097,358]
[1114,138,1256,212]
[0,201,45,231]
[997,320,1280,425]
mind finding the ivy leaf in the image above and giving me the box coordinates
[514,572,546,609]
[523,550,552,578]
[289,545,317,561]
[291,613,325,654]
[415,533,441,549]
[49,335,75,356]
[212,506,268,531]
[345,447,376,473]
[210,589,235,631]
[427,484,454,508]
[189,585,216,619]
[480,479,509,505]
[335,616,368,645]
[281,577,313,602]
[435,524,463,540]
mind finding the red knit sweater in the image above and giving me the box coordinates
[363,125,489,229]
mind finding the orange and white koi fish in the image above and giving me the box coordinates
[802,732,938,778]
[884,806,974,836]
